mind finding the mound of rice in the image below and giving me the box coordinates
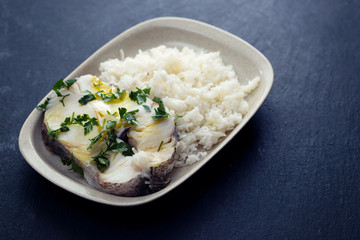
[99,45,260,166]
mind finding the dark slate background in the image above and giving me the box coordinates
[1,0,359,239]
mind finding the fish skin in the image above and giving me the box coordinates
[42,111,177,197]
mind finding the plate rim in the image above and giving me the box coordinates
[19,17,274,206]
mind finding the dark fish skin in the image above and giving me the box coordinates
[42,123,146,196]
[42,122,176,196]
[42,122,72,160]
[118,127,130,142]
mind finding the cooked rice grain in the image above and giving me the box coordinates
[99,45,259,166]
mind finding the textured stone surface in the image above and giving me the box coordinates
[1,0,359,239]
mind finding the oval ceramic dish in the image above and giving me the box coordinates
[19,17,273,206]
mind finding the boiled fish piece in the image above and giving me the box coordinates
[42,75,176,196]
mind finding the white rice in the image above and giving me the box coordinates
[99,45,260,166]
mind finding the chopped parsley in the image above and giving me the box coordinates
[129,87,151,105]
[59,94,70,107]
[71,161,84,175]
[61,156,72,166]
[96,90,116,102]
[47,124,69,139]
[52,79,76,107]
[83,118,99,135]
[53,79,66,93]
[47,112,98,139]
[60,154,83,175]
[106,120,117,130]
[89,119,134,172]
[65,79,76,88]
[152,97,170,120]
[107,141,134,156]
[118,107,139,126]
[142,104,151,112]
[101,118,106,128]
[93,82,102,88]
[143,87,151,95]
[107,110,118,116]
[92,150,109,173]
[107,110,115,116]
[114,88,126,99]
[78,90,96,105]
[157,140,164,152]
[53,78,76,93]
[96,88,125,103]
[87,130,105,150]
[60,112,98,135]
[60,114,75,127]
[36,98,51,111]
[174,114,183,126]
[87,120,130,150]
[118,107,127,119]
[107,128,117,143]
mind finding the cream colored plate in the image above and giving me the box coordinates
[19,17,273,206]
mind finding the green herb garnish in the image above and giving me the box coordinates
[88,117,135,172]
[118,107,127,119]
[129,87,151,105]
[104,121,117,145]
[142,104,151,112]
[78,90,96,105]
[60,154,83,175]
[71,161,84,175]
[64,79,76,88]
[152,97,170,120]
[47,123,69,139]
[53,79,76,92]
[92,150,109,173]
[115,88,126,99]
[118,108,139,126]
[107,110,117,116]
[107,141,134,156]
[93,82,102,88]
[96,90,116,102]
[87,120,116,150]
[60,112,75,127]
[143,87,151,95]
[174,114,183,126]
[52,79,76,107]
[83,118,99,135]
[107,128,117,142]
[61,157,72,166]
[101,118,106,128]
[106,120,117,130]
[96,88,125,103]
[158,141,164,152]
[60,113,98,135]
[103,125,133,156]
[59,94,70,107]
[91,139,133,173]
[87,130,105,150]
[36,98,51,111]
